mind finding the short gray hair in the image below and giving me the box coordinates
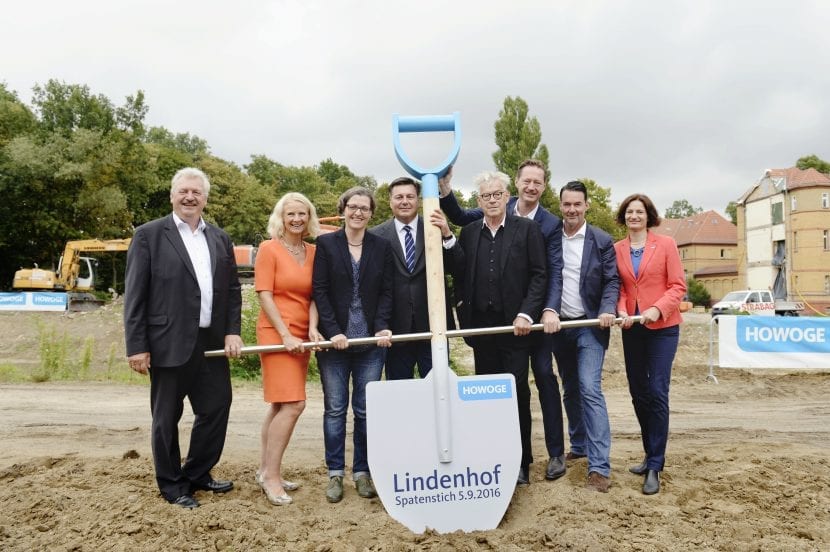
[171,167,211,197]
[473,171,510,192]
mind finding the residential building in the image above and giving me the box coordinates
[652,211,738,303]
[736,167,830,315]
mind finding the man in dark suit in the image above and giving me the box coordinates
[438,160,568,482]
[124,167,243,509]
[371,176,453,380]
[431,170,547,486]
[553,180,619,493]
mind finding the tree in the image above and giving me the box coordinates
[686,277,711,306]
[579,178,625,239]
[795,154,830,174]
[492,96,550,187]
[664,199,703,219]
[725,201,737,225]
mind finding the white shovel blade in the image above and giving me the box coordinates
[366,370,521,533]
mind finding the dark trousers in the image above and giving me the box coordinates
[384,340,433,380]
[621,324,679,472]
[149,330,232,501]
[531,333,565,458]
[470,310,533,470]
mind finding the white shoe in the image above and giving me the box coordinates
[256,470,299,491]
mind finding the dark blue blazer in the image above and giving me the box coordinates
[312,228,394,339]
[440,192,563,312]
[572,224,620,349]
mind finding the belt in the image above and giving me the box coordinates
[559,315,587,321]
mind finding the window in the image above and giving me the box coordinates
[825,230,829,251]
[826,275,830,294]
[771,202,783,224]
[794,232,798,252]
[720,249,725,258]
[823,193,829,209]
[791,195,797,211]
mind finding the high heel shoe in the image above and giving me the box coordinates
[261,484,293,505]
[256,471,299,492]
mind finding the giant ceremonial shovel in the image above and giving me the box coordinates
[365,113,520,533]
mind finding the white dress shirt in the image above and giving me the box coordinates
[560,222,587,319]
[173,213,213,327]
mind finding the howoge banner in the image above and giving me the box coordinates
[718,315,830,369]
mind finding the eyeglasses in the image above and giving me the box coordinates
[345,204,371,213]
[480,191,506,201]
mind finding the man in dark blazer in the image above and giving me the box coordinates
[124,167,243,509]
[371,177,454,380]
[432,170,547,486]
[553,180,620,493]
[439,160,569,482]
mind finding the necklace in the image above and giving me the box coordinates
[631,247,644,258]
[280,239,305,255]
[348,241,363,247]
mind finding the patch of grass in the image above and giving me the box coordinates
[34,322,71,382]
[0,364,24,382]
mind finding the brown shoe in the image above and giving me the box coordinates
[585,471,610,493]
[565,451,586,461]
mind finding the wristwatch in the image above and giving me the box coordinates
[442,234,453,241]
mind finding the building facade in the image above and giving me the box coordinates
[653,211,738,304]
[736,167,830,315]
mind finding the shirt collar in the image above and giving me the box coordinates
[172,212,206,233]
[481,214,507,230]
[513,202,539,220]
[563,221,587,239]
[395,215,418,233]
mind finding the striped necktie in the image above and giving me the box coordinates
[403,225,415,273]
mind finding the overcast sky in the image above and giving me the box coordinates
[3,1,829,215]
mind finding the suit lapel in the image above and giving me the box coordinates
[163,215,198,283]
[499,217,518,276]
[637,233,657,278]
[580,226,595,279]
[334,230,354,285]
[619,237,636,281]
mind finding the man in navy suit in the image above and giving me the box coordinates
[439,160,567,482]
[554,180,619,493]
[124,167,243,509]
[370,177,432,380]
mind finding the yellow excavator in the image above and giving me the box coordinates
[13,238,132,310]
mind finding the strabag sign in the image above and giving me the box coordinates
[718,315,830,368]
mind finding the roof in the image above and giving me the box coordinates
[694,264,738,277]
[738,166,830,204]
[652,210,737,246]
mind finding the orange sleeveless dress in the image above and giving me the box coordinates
[254,239,316,403]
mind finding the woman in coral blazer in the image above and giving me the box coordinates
[614,193,686,496]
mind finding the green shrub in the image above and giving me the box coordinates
[686,277,711,306]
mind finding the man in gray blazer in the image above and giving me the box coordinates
[124,167,243,509]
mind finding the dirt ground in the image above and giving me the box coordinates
[0,306,828,551]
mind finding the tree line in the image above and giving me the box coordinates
[11,82,821,292]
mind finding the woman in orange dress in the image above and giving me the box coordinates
[254,192,323,505]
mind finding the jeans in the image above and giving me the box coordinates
[317,347,384,478]
[622,324,679,472]
[554,326,612,477]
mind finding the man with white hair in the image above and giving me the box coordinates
[124,167,243,509]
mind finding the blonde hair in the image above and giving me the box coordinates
[267,192,320,239]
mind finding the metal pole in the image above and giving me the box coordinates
[205,316,643,358]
